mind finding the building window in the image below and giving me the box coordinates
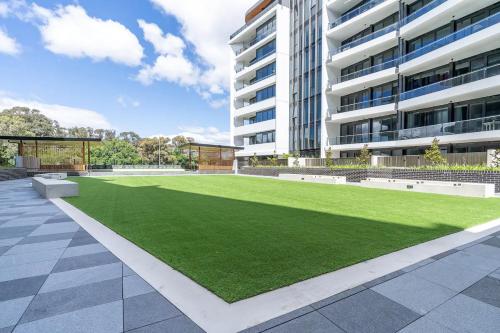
[249,131,276,145]
[248,108,276,124]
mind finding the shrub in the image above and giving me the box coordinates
[325,148,334,168]
[249,153,259,167]
[356,145,371,166]
[424,138,446,165]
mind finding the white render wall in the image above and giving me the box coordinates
[229,5,290,157]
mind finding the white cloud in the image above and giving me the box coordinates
[0,96,111,128]
[0,2,9,17]
[0,28,21,55]
[153,126,229,145]
[150,0,254,90]
[137,19,185,56]
[33,4,143,66]
[137,54,199,86]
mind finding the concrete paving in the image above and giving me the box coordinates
[1,178,500,332]
[0,179,203,333]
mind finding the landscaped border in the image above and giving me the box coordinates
[50,194,500,333]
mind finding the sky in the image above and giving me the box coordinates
[0,0,255,144]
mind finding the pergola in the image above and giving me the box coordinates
[180,143,243,171]
[0,136,102,171]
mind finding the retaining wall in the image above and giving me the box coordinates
[0,168,28,181]
[239,167,500,193]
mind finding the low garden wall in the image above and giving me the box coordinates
[0,168,28,181]
[239,167,500,193]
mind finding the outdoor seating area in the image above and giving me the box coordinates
[32,176,79,199]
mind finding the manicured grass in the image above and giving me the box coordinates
[66,176,500,302]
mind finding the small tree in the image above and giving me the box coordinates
[356,144,371,166]
[325,147,334,168]
[490,149,500,168]
[249,153,259,167]
[424,138,446,165]
[293,151,300,167]
[267,150,278,167]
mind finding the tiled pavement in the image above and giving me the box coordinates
[244,233,500,333]
[2,179,500,333]
[0,179,204,333]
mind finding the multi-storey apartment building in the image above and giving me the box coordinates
[230,0,500,160]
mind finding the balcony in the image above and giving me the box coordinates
[326,0,366,13]
[338,95,396,113]
[234,97,276,118]
[235,142,277,157]
[400,0,499,40]
[399,63,500,111]
[328,115,500,149]
[235,32,276,63]
[234,74,276,98]
[326,104,396,124]
[328,59,398,95]
[235,53,276,80]
[400,12,500,74]
[327,0,399,41]
[233,119,275,137]
[235,27,276,56]
[328,23,398,67]
[230,0,280,41]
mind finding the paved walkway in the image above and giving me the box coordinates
[1,179,500,332]
[0,179,203,333]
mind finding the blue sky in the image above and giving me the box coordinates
[0,0,253,143]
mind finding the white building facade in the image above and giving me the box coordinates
[230,0,500,159]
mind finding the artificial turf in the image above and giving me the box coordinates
[66,175,500,302]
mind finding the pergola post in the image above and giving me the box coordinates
[35,140,38,158]
[82,141,86,169]
[198,146,201,170]
[87,141,91,170]
[188,144,192,170]
[219,147,222,166]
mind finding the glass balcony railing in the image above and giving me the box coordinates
[329,115,500,145]
[235,27,276,55]
[336,59,398,83]
[329,0,385,29]
[235,72,276,91]
[235,97,275,110]
[230,0,280,40]
[235,51,275,73]
[338,95,396,113]
[400,63,500,101]
[400,0,447,26]
[337,23,397,53]
[402,12,500,63]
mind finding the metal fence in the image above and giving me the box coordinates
[377,152,488,168]
[305,158,360,168]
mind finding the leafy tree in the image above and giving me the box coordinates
[424,138,446,165]
[119,131,141,146]
[356,144,372,166]
[137,137,172,165]
[489,149,500,168]
[250,153,259,167]
[325,147,334,168]
[292,151,300,167]
[266,150,278,167]
[0,107,58,136]
[90,139,141,165]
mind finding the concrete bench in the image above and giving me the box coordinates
[360,178,495,198]
[32,177,79,199]
[279,174,347,185]
[38,173,68,180]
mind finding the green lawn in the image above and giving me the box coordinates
[66,175,500,302]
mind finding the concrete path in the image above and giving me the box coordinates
[0,179,203,333]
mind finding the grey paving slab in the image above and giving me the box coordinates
[0,247,9,256]
[1,217,49,228]
[40,262,122,293]
[0,260,57,283]
[432,249,459,260]
[372,273,457,315]
[426,294,500,333]
[398,317,457,333]
[4,240,70,256]
[127,315,204,333]
[0,297,33,329]
[28,222,79,237]
[123,274,155,299]
[401,258,435,273]
[61,243,108,258]
[0,248,65,268]
[265,311,343,333]
[310,285,366,310]
[0,238,22,247]
[318,289,420,333]
[362,270,405,289]
[438,251,500,273]
[13,300,123,333]
[123,264,136,277]
[51,251,120,273]
[67,235,98,247]
[0,226,38,239]
[412,259,491,292]
[124,292,182,332]
[463,277,500,308]
[240,306,315,333]
[16,232,75,245]
[0,326,14,333]
[455,236,493,250]
[482,237,500,248]
[463,244,500,262]
[490,268,500,280]
[0,276,48,302]
[20,278,122,324]
[44,216,74,224]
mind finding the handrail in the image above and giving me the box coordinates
[402,12,500,63]
[329,115,500,145]
[235,51,275,73]
[235,72,276,91]
[338,95,396,113]
[329,0,385,29]
[400,0,447,26]
[335,58,398,83]
[235,27,276,55]
[400,63,500,101]
[337,23,397,53]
